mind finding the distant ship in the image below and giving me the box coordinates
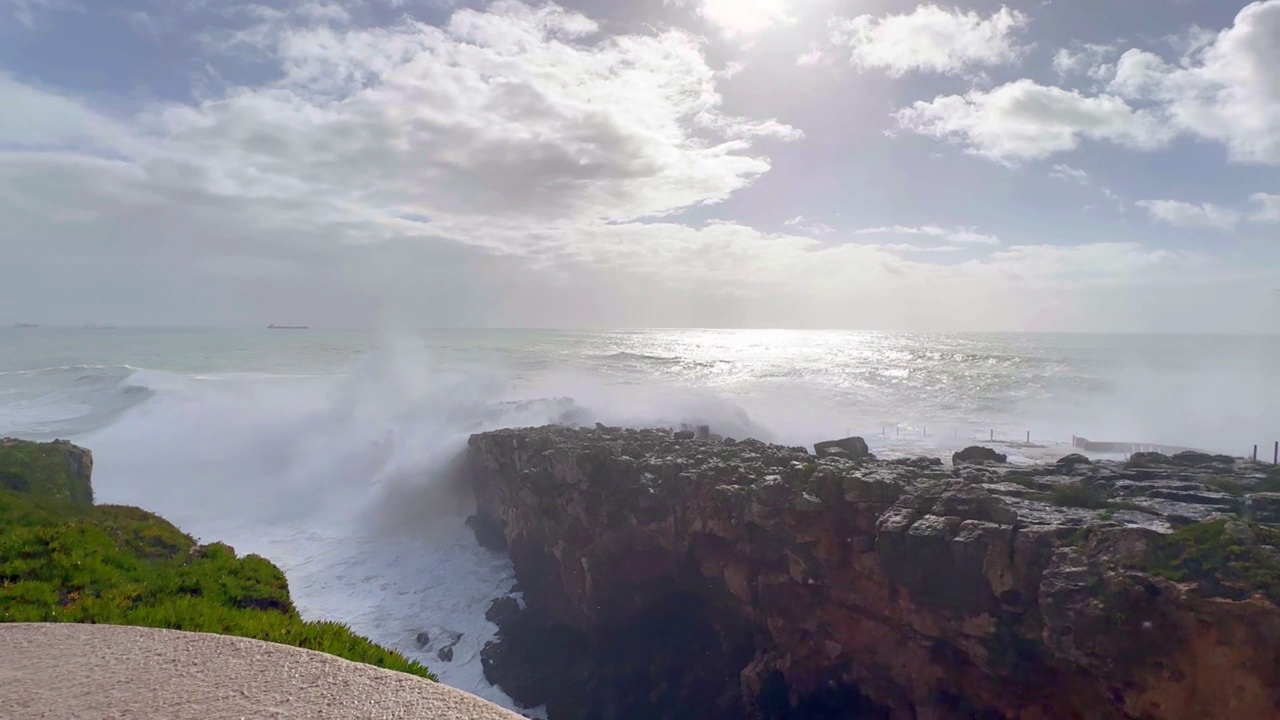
[83,324,117,330]
[13,322,38,328]
[268,324,309,330]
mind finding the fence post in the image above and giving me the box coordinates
[1026,431,1030,443]
[990,429,994,441]
[1254,444,1259,462]
[1274,441,1278,465]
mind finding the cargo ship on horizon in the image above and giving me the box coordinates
[268,324,309,330]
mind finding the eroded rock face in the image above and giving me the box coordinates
[467,427,1280,720]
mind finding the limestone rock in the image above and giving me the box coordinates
[813,436,871,460]
[952,445,1008,465]
[466,426,1280,720]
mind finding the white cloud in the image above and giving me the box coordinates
[894,79,1172,164]
[899,3,1280,167]
[1136,199,1240,229]
[665,0,794,39]
[1249,193,1280,222]
[830,4,1029,76]
[854,224,1000,245]
[1109,0,1280,165]
[796,46,826,66]
[783,215,834,235]
[152,0,802,232]
[1052,42,1116,79]
[1049,164,1089,184]
[720,61,746,79]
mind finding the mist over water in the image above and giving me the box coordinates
[1,327,1278,712]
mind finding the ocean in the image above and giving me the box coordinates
[2,327,1278,712]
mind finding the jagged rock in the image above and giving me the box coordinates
[1246,493,1280,523]
[1170,450,1235,467]
[1056,453,1092,467]
[952,445,1008,465]
[414,631,431,649]
[427,630,463,663]
[673,430,696,440]
[813,436,871,460]
[485,597,521,629]
[467,426,1280,720]
[1128,452,1171,467]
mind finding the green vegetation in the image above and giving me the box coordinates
[1048,483,1109,509]
[1139,519,1280,605]
[1202,477,1246,496]
[0,440,92,507]
[0,440,434,680]
[1025,482,1154,516]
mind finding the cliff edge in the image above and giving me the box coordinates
[0,437,433,681]
[468,426,1280,720]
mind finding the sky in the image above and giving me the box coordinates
[1,0,1278,332]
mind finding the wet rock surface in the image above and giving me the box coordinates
[467,426,1280,720]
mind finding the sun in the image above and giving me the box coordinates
[696,0,797,38]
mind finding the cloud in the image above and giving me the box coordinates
[665,0,794,39]
[796,46,826,66]
[1136,199,1240,229]
[783,215,834,235]
[1249,193,1280,222]
[149,0,802,233]
[1108,0,1280,165]
[1051,42,1117,79]
[854,224,1000,246]
[893,79,1172,164]
[1048,163,1125,208]
[898,3,1280,167]
[1049,164,1089,184]
[830,4,1029,76]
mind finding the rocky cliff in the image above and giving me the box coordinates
[467,426,1280,720]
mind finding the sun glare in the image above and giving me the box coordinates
[698,0,796,37]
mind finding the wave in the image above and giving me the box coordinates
[59,335,793,714]
[0,363,150,377]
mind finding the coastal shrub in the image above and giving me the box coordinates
[0,442,435,681]
[1140,519,1280,605]
[1048,483,1110,510]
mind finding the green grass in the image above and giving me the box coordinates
[0,440,92,507]
[1138,519,1280,605]
[0,442,434,681]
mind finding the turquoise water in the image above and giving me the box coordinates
[2,326,1277,712]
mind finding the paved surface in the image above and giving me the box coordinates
[0,623,524,719]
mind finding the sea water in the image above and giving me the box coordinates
[2,327,1278,712]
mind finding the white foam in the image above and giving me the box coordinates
[79,337,542,710]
